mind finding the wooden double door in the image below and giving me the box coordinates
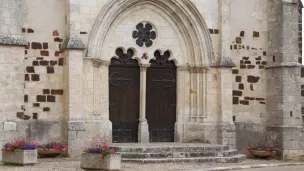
[109,49,176,143]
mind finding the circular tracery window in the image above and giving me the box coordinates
[132,22,156,48]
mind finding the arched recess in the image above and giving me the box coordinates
[87,0,215,67]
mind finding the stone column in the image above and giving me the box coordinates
[266,0,303,160]
[138,64,149,143]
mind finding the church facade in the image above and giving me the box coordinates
[0,0,303,160]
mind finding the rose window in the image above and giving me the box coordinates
[132,22,156,48]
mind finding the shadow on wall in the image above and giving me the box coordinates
[235,122,266,156]
[20,119,66,144]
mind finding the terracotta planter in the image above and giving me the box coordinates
[80,153,121,171]
[250,150,276,158]
[2,149,37,165]
[38,148,61,158]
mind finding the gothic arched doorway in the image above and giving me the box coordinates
[146,50,177,142]
[109,48,140,143]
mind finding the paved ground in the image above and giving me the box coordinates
[232,166,304,171]
[0,158,303,171]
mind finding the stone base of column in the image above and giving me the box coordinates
[174,122,184,142]
[138,120,149,143]
[217,122,236,149]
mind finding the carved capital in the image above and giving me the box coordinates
[93,59,110,68]
[139,64,150,72]
[177,65,189,72]
[189,66,207,73]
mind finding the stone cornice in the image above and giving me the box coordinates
[0,35,28,46]
[60,37,86,50]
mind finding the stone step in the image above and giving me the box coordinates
[111,143,230,153]
[122,154,246,164]
[223,150,238,157]
[117,151,225,158]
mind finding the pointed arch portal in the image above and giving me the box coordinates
[88,0,216,143]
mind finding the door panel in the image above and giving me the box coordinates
[109,48,140,143]
[146,50,176,142]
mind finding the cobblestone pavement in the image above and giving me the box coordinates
[0,158,302,171]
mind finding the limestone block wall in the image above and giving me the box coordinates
[0,0,21,36]
[19,0,66,143]
[229,0,269,150]
[0,46,25,155]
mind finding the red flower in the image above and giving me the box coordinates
[258,148,261,151]
[103,143,108,148]
[7,148,11,151]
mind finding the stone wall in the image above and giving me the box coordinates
[8,0,67,144]
[229,0,269,151]
[267,0,303,160]
[0,0,303,160]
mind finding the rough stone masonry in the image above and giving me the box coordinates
[0,0,303,160]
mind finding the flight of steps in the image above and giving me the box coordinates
[110,143,246,164]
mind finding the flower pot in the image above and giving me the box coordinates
[80,153,121,171]
[250,150,276,159]
[2,149,37,165]
[38,148,61,158]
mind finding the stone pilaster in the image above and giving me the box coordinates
[62,36,86,157]
[138,64,149,143]
[92,60,110,120]
[175,65,189,142]
[266,0,303,160]
[213,0,236,148]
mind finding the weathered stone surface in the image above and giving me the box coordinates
[213,57,236,67]
[68,121,85,131]
[60,37,86,50]
[2,150,37,165]
[81,154,121,170]
[4,122,17,131]
[0,35,28,46]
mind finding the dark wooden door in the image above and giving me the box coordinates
[109,48,140,143]
[146,50,176,142]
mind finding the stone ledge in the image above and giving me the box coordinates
[0,35,28,46]
[211,57,236,68]
[266,62,302,69]
[60,37,86,50]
